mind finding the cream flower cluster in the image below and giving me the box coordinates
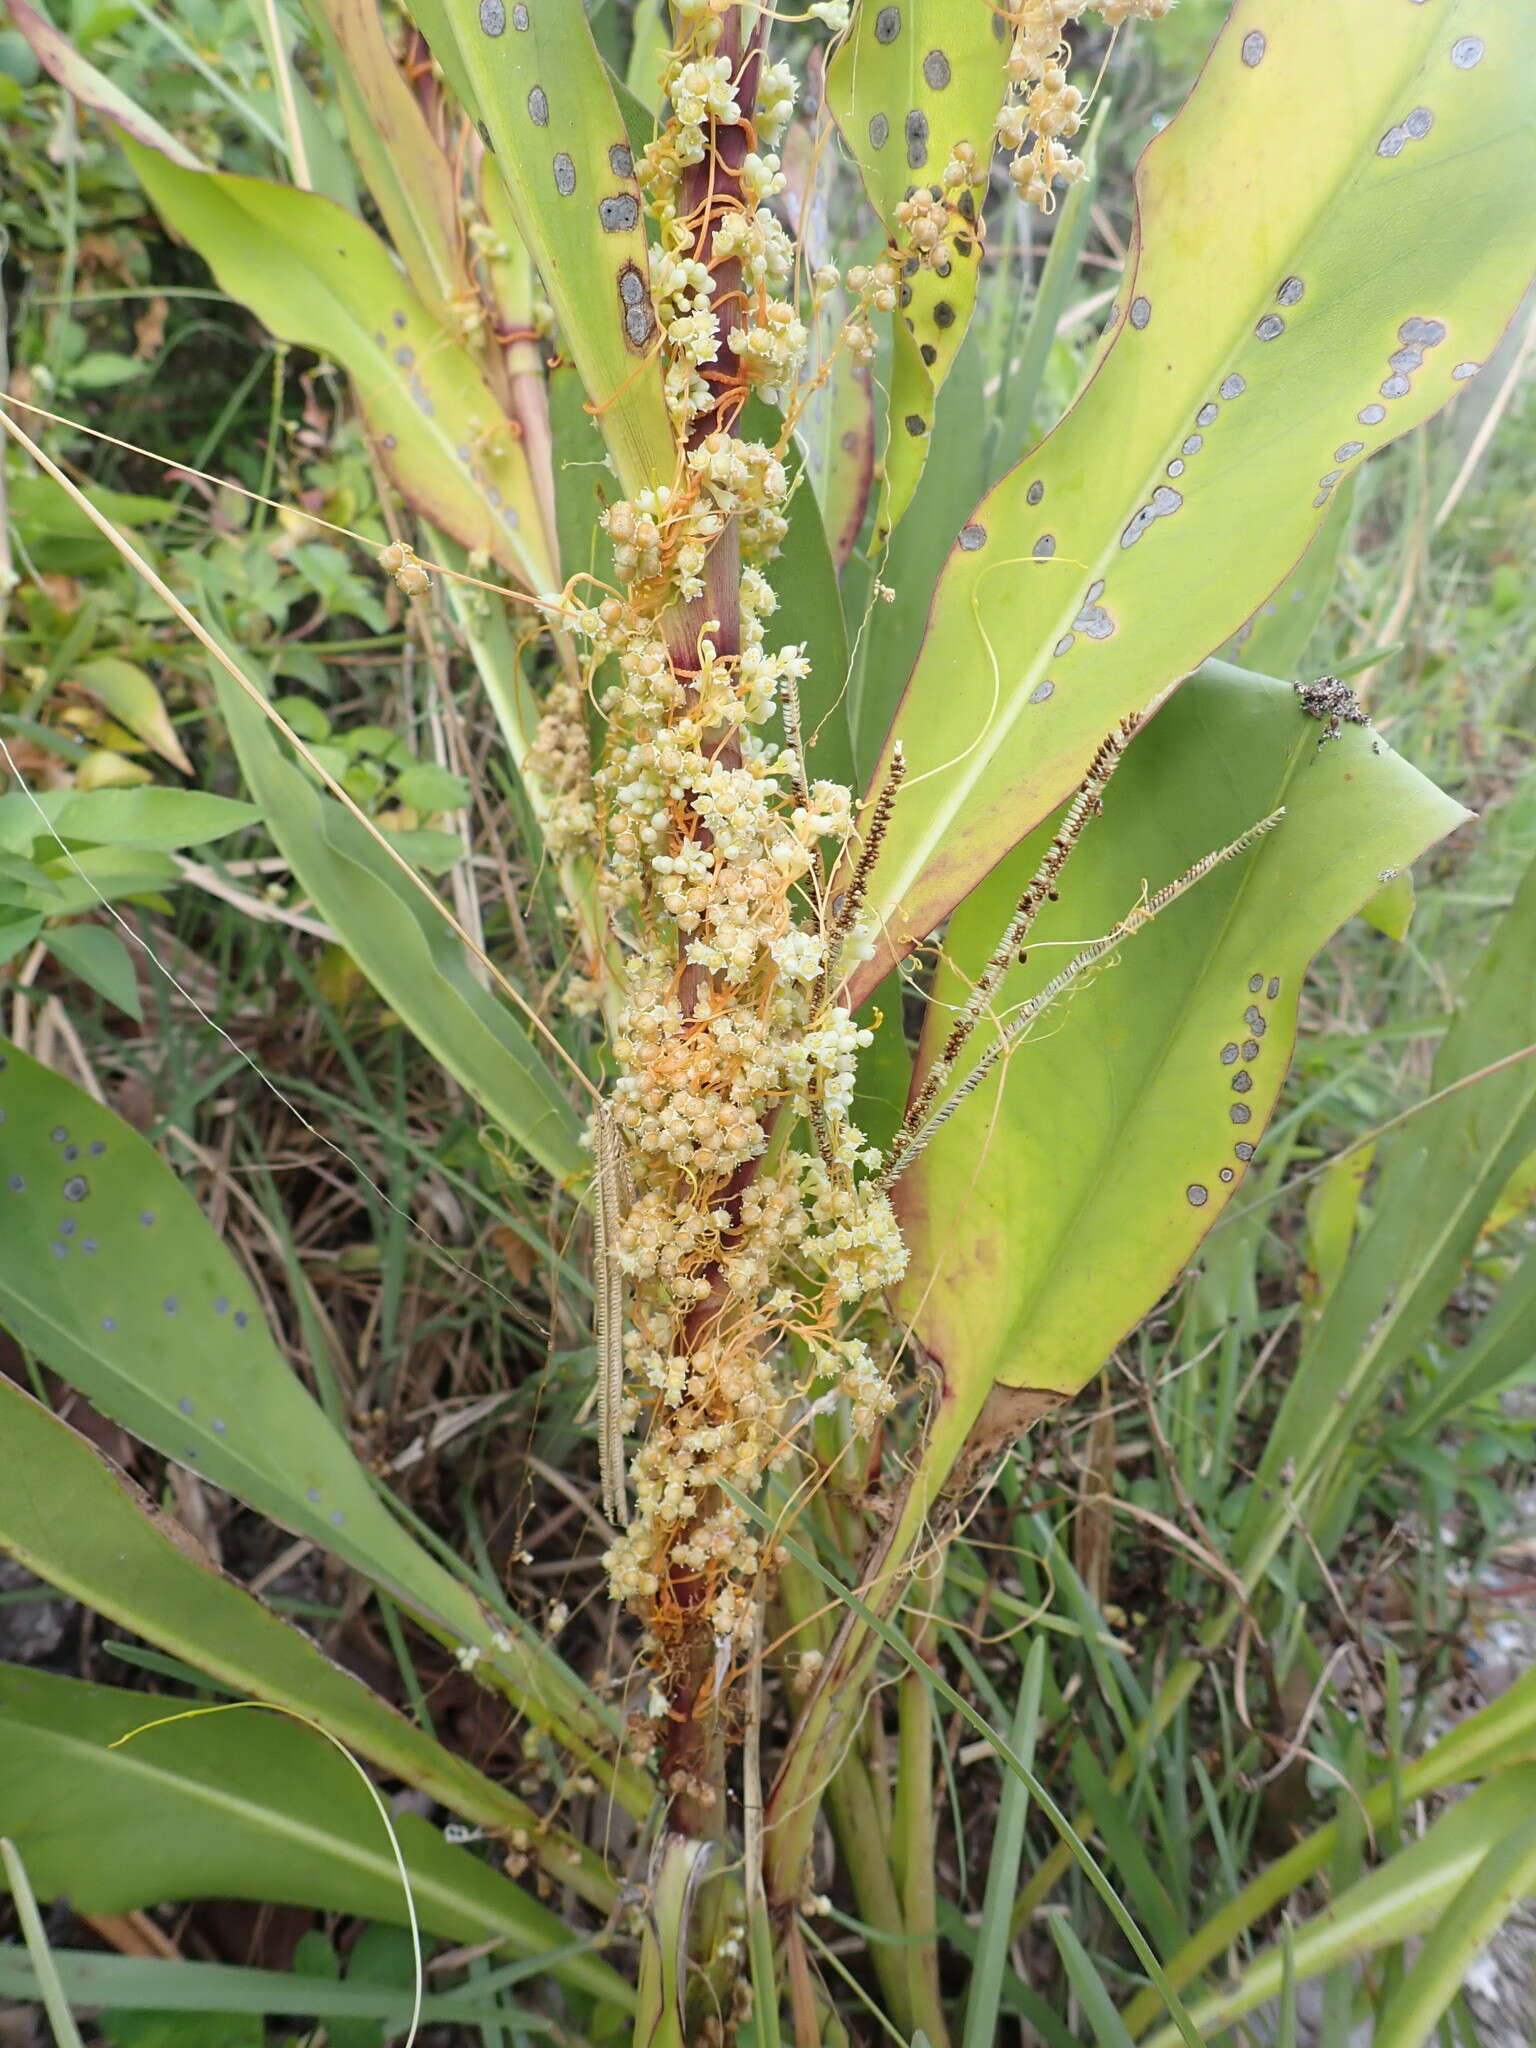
[998,0,1173,210]
[582,455,902,1641]
[637,13,808,426]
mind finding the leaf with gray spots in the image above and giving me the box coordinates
[826,0,1002,543]
[848,0,1535,1001]
[893,663,1467,1419]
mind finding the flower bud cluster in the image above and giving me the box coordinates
[584,454,902,1645]
[996,1,1170,210]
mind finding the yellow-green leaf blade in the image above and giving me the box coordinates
[851,0,1534,998]
[894,668,1467,1404]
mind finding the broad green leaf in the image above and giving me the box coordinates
[7,0,199,165]
[13,6,552,589]
[0,1667,630,2012]
[1241,847,1536,1561]
[847,0,1534,1005]
[0,787,257,853]
[400,0,674,501]
[0,1377,613,1909]
[209,658,585,1184]
[44,924,142,1020]
[0,1039,620,1775]
[71,655,192,773]
[1301,1141,1375,1313]
[893,669,1466,1441]
[1137,1773,1536,2048]
[119,139,553,593]
[1224,477,1357,676]
[827,0,1000,542]
[301,0,465,322]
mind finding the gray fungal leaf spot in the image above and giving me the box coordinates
[81,1239,97,1255]
[1073,587,1115,640]
[1241,28,1266,65]
[1032,533,1056,558]
[49,1126,67,1144]
[1151,484,1182,515]
[1405,106,1434,138]
[1220,1167,1235,1183]
[1357,402,1387,425]
[331,1510,346,1528]
[1054,634,1076,657]
[178,1396,193,1416]
[1186,1183,1209,1207]
[1232,1071,1253,1094]
[1318,470,1341,488]
[618,263,646,307]
[1242,1038,1260,1061]
[1276,275,1305,306]
[958,522,987,551]
[1196,401,1220,427]
[393,345,414,367]
[212,1418,227,1435]
[1130,295,1152,329]
[904,412,927,437]
[1220,372,1247,400]
[63,1176,88,1202]
[1335,440,1365,462]
[234,1311,250,1330]
[527,85,548,126]
[163,1296,179,1316]
[1248,974,1263,993]
[1377,124,1407,158]
[1400,315,1445,346]
[63,1145,78,1162]
[477,120,494,154]
[1167,458,1185,478]
[1182,433,1204,456]
[1267,976,1281,1000]
[1380,372,1411,400]
[1231,1103,1252,1125]
[553,152,577,197]
[1029,679,1055,705]
[101,1314,116,1331]
[1451,35,1484,67]
[1221,1043,1239,1065]
[1452,361,1480,380]
[600,194,639,232]
[1120,485,1182,549]
[1244,1002,1264,1027]
[905,108,929,169]
[50,1242,66,1260]
[90,1141,106,1157]
[1235,1141,1255,1161]
[382,434,396,452]
[610,144,633,177]
[306,1487,322,1504]
[874,4,900,41]
[922,48,951,89]
[6,1175,23,1194]
[391,309,407,330]
[869,112,889,149]
[140,1210,155,1227]
[1255,313,1286,342]
[512,0,528,23]
[1026,479,1045,505]
[478,0,504,33]
[1390,343,1424,373]
[625,303,653,346]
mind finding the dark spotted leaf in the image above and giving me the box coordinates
[848,0,1533,1005]
[827,0,1001,542]
[401,0,675,499]
[892,668,1467,1458]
